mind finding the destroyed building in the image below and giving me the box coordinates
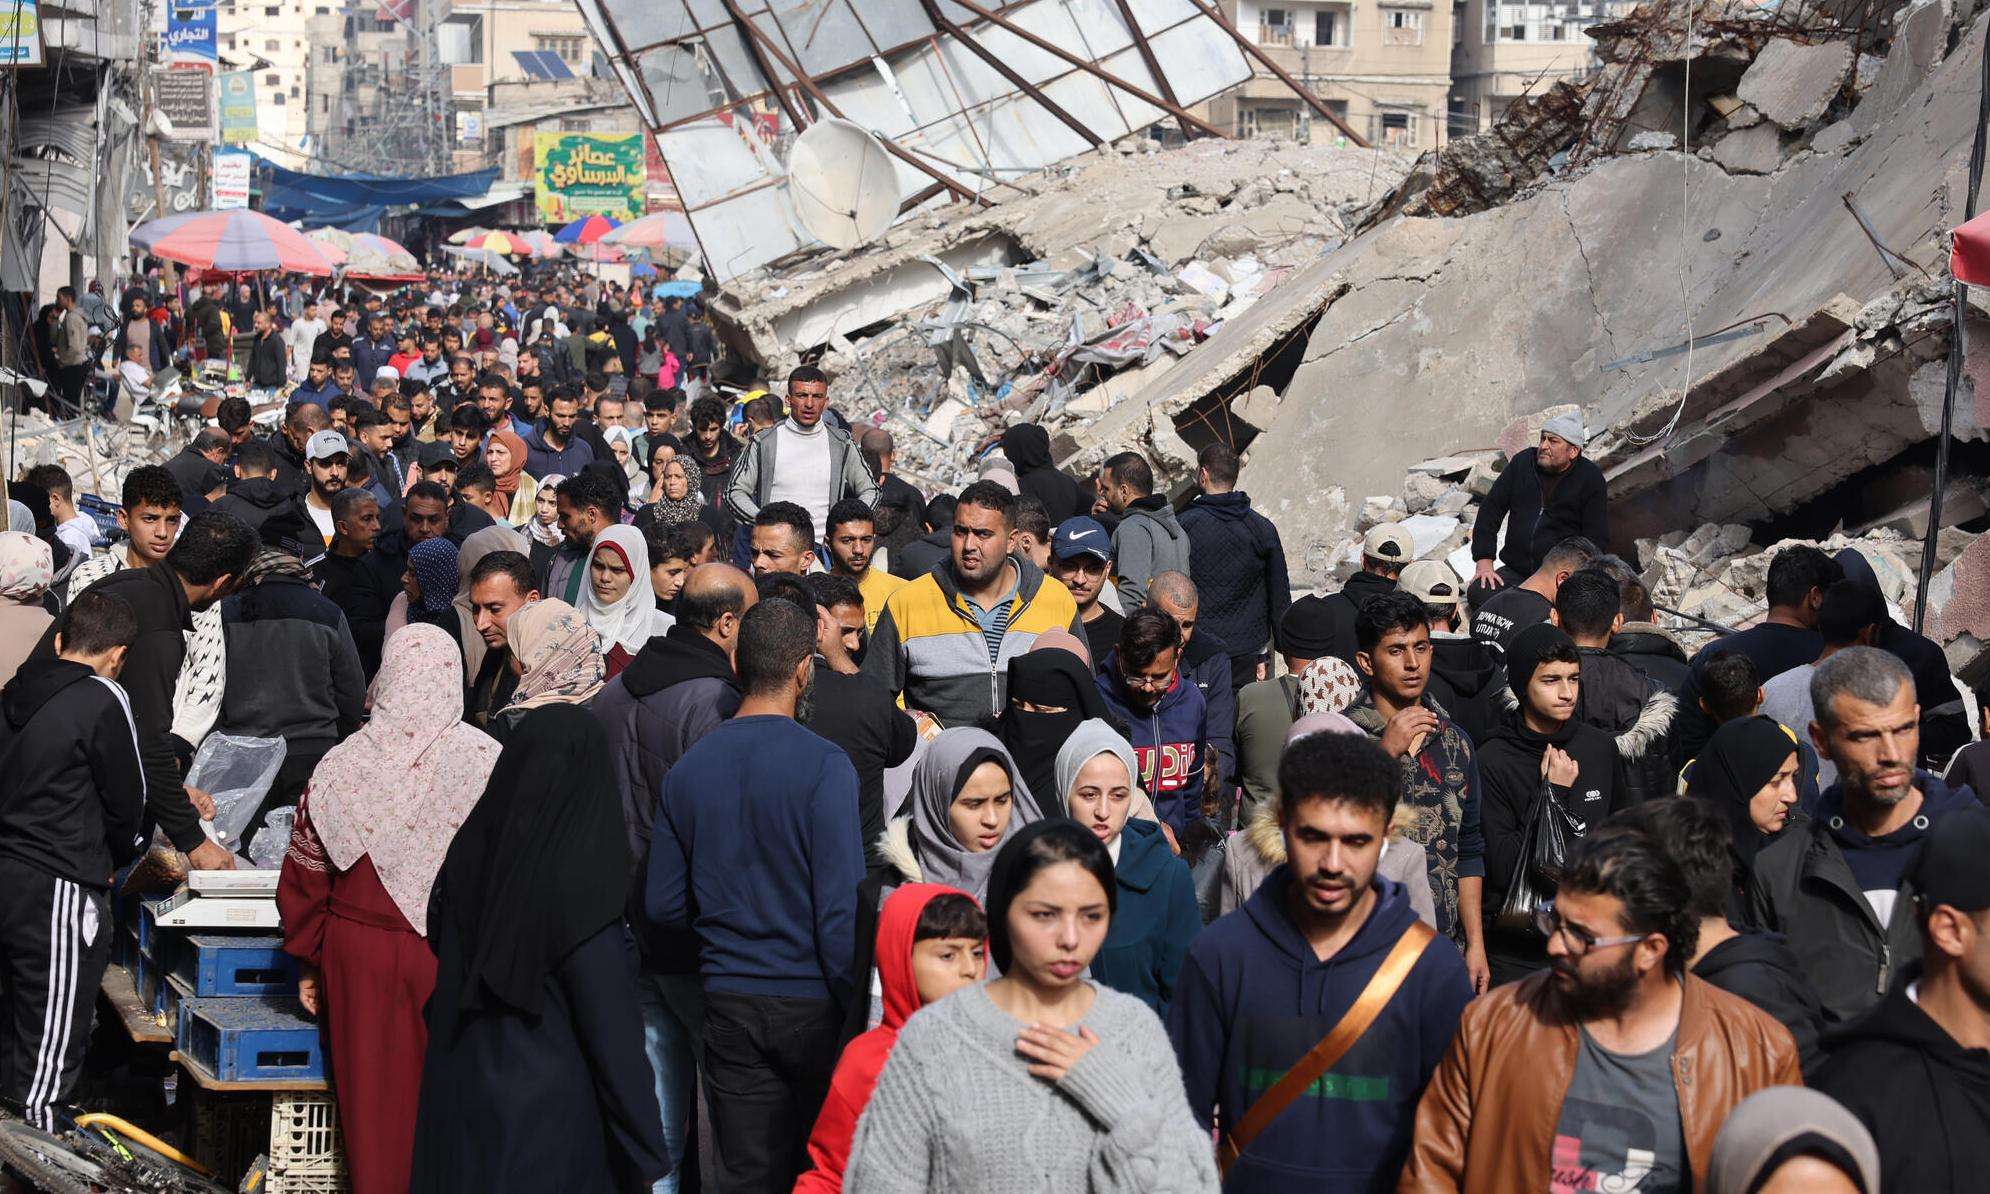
[598,0,1990,686]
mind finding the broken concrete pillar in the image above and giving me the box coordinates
[1736,39,1854,131]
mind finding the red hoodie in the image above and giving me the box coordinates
[793,884,974,1194]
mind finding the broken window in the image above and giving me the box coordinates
[1383,9,1425,45]
[1381,112,1412,144]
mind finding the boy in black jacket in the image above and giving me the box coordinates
[0,591,145,1127]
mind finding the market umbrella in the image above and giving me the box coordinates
[1953,209,1990,286]
[554,213,621,245]
[519,229,562,259]
[442,245,521,275]
[465,230,529,256]
[130,209,336,275]
[344,233,424,282]
[305,228,352,265]
[447,226,491,245]
[603,210,697,254]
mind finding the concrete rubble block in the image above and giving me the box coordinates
[1628,131,1679,151]
[1400,514,1462,560]
[1911,358,1987,441]
[1230,383,1282,429]
[1403,472,1451,513]
[1198,225,1263,259]
[1409,452,1493,478]
[1467,457,1504,497]
[1853,0,1952,134]
[923,398,972,443]
[1810,120,1860,154]
[1357,495,1408,531]
[1711,122,1786,175]
[1434,487,1474,517]
[1737,39,1855,131]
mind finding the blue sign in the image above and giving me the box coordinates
[165,8,215,63]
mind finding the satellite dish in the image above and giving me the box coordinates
[787,117,900,250]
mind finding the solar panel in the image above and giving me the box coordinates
[512,50,575,81]
[540,51,573,80]
[512,50,550,80]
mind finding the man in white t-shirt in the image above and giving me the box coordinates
[302,430,349,548]
[116,342,154,409]
[286,301,327,382]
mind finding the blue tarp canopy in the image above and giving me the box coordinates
[254,155,501,230]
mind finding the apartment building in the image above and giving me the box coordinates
[218,0,327,165]
[1198,0,1454,150]
[1449,0,1634,134]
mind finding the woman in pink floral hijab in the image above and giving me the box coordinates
[277,623,503,1194]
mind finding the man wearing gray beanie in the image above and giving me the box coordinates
[1469,411,1611,598]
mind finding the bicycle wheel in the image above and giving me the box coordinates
[0,1116,106,1194]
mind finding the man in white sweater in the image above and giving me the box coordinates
[724,366,878,564]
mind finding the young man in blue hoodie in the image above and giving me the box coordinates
[1168,730,1472,1192]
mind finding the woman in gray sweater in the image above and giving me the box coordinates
[845,819,1219,1194]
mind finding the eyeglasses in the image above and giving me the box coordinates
[1125,671,1172,693]
[1534,903,1648,956]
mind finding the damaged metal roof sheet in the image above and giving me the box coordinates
[575,0,1252,281]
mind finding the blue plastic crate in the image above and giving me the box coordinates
[133,944,168,1015]
[135,895,174,961]
[180,996,324,1083]
[169,935,299,999]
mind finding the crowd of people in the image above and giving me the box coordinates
[0,268,1987,1194]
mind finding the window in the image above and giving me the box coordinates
[266,39,279,50]
[1506,24,1527,38]
[1314,11,1339,46]
[534,33,586,62]
[1382,8,1424,45]
[439,14,484,64]
[1381,112,1411,144]
[272,92,286,106]
[264,72,281,85]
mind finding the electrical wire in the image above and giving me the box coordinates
[1620,0,1697,448]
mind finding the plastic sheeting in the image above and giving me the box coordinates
[253,154,501,228]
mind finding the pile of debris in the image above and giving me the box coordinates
[707,136,1414,492]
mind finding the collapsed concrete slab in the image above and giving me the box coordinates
[1237,8,1990,572]
[1736,39,1855,131]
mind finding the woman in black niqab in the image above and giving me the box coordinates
[991,646,1114,802]
[412,705,668,1194]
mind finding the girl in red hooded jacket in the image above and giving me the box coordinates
[793,884,985,1194]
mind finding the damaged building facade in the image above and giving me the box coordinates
[588,0,1990,684]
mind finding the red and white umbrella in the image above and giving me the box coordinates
[1953,209,1990,287]
[131,209,336,275]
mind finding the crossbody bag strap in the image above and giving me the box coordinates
[1217,919,1437,1178]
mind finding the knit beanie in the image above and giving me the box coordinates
[1277,594,1337,659]
[1505,621,1577,693]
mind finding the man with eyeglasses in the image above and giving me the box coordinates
[1403,826,1801,1192]
[1096,608,1210,845]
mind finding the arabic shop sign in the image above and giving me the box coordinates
[534,132,646,223]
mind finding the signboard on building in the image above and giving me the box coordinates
[456,110,482,145]
[219,71,257,143]
[534,132,646,223]
[165,7,216,64]
[157,63,215,140]
[212,150,252,209]
[0,0,44,68]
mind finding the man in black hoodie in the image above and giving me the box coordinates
[1321,523,1412,669]
[346,482,450,676]
[1178,442,1290,690]
[1816,805,1990,1192]
[0,592,146,1127]
[213,439,304,536]
[889,492,955,582]
[267,400,329,499]
[1478,622,1632,986]
[999,423,1082,526]
[1616,797,1825,1075]
[31,513,258,874]
[1606,567,1690,694]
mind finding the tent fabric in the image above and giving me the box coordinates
[254,154,500,226]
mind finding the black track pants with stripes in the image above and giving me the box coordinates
[0,859,109,1129]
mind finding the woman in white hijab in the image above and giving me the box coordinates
[1056,720,1198,1016]
[576,524,670,679]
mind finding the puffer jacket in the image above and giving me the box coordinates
[1111,494,1190,615]
[1401,971,1801,1193]
[861,553,1080,729]
[1574,645,1680,807]
[1177,490,1290,662]
[1611,622,1691,694]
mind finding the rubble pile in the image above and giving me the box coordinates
[4,409,160,499]
[708,137,1414,492]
